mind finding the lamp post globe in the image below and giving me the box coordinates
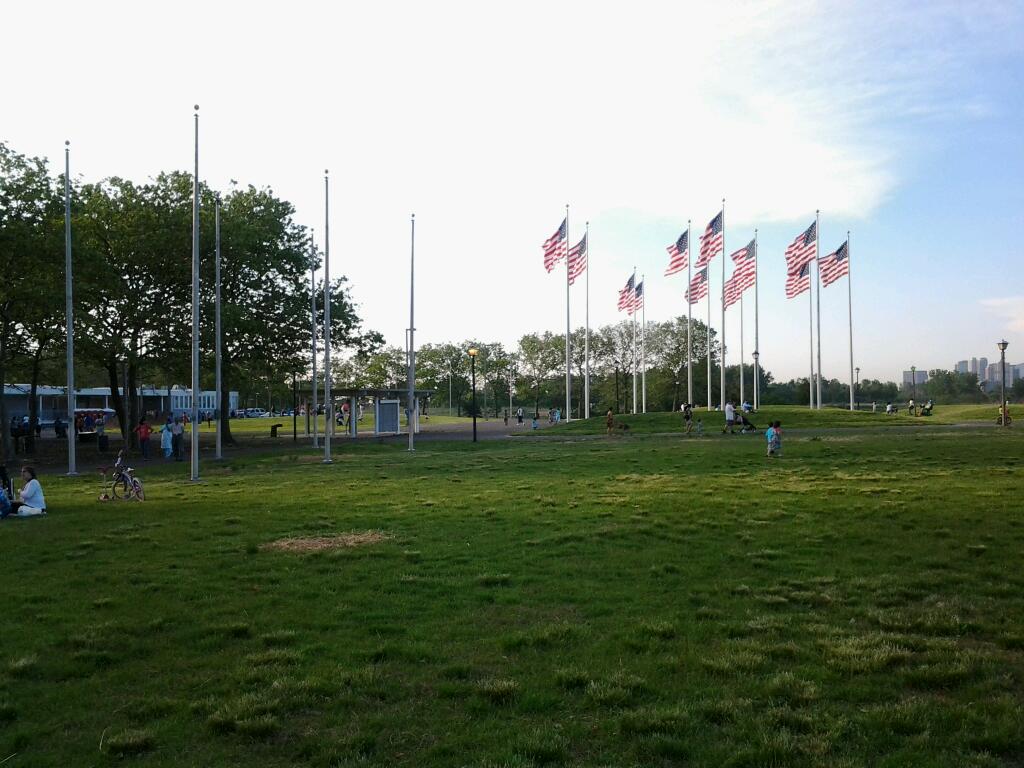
[468,348,479,442]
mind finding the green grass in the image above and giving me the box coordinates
[1,426,1022,766]
[548,403,1006,435]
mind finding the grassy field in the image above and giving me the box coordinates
[548,404,1005,435]
[2,426,1022,766]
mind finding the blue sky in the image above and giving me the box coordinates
[3,0,1022,382]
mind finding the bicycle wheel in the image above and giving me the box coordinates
[131,478,145,501]
[111,477,126,500]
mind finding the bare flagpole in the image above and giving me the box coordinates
[706,260,712,412]
[190,105,201,482]
[310,229,318,448]
[847,230,854,411]
[214,193,223,460]
[64,141,77,476]
[753,229,760,410]
[686,219,693,407]
[815,209,822,409]
[584,221,590,419]
[564,204,572,421]
[323,170,333,464]
[641,274,647,413]
[407,213,416,452]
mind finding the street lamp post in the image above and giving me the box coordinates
[998,340,1009,426]
[752,351,760,411]
[468,348,479,442]
[910,365,917,402]
[855,366,860,410]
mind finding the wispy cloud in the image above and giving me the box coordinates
[981,297,1024,334]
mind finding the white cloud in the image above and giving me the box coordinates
[981,297,1024,335]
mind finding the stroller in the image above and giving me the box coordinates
[738,412,758,433]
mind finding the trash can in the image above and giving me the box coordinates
[270,423,283,438]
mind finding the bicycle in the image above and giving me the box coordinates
[111,464,145,501]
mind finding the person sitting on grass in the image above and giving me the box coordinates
[3,466,47,518]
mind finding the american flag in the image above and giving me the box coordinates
[617,274,635,312]
[730,239,757,292]
[695,211,724,269]
[819,241,849,287]
[567,234,587,285]
[724,272,743,309]
[784,221,817,274]
[542,218,567,272]
[686,268,708,304]
[664,230,689,276]
[631,281,644,315]
[785,261,812,298]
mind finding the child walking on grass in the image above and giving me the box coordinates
[766,420,782,457]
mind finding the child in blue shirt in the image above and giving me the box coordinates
[766,421,782,457]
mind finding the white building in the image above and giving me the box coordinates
[2,385,238,423]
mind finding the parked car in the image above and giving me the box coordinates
[244,408,268,418]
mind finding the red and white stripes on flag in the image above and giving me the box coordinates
[730,239,756,292]
[664,230,689,276]
[686,268,708,304]
[724,273,743,308]
[695,211,724,269]
[819,241,849,287]
[542,218,567,272]
[617,274,635,312]
[631,281,644,315]
[785,261,812,298]
[567,233,587,285]
[784,221,817,274]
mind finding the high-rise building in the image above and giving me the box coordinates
[902,370,929,387]
[970,357,978,374]
[955,360,969,374]
[979,357,989,380]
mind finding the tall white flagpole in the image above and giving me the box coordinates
[808,269,815,409]
[407,213,416,452]
[190,105,201,482]
[641,274,647,414]
[847,230,855,411]
[815,209,822,409]
[323,170,333,464]
[686,219,693,407]
[564,204,572,421]
[64,141,77,476]
[310,229,318,448]
[720,198,726,411]
[584,221,590,419]
[214,193,223,460]
[632,267,637,414]
[753,229,760,410]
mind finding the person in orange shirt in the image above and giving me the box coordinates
[134,418,153,460]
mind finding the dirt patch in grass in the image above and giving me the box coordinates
[261,531,392,553]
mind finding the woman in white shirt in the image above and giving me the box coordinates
[14,466,46,516]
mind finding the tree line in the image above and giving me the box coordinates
[0,142,381,459]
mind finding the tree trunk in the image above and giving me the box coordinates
[105,357,127,441]
[0,316,10,460]
[219,368,236,445]
[127,357,140,450]
[25,342,46,454]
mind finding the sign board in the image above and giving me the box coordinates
[376,399,400,434]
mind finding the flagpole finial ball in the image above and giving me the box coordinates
[194,104,200,111]
[65,140,70,147]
